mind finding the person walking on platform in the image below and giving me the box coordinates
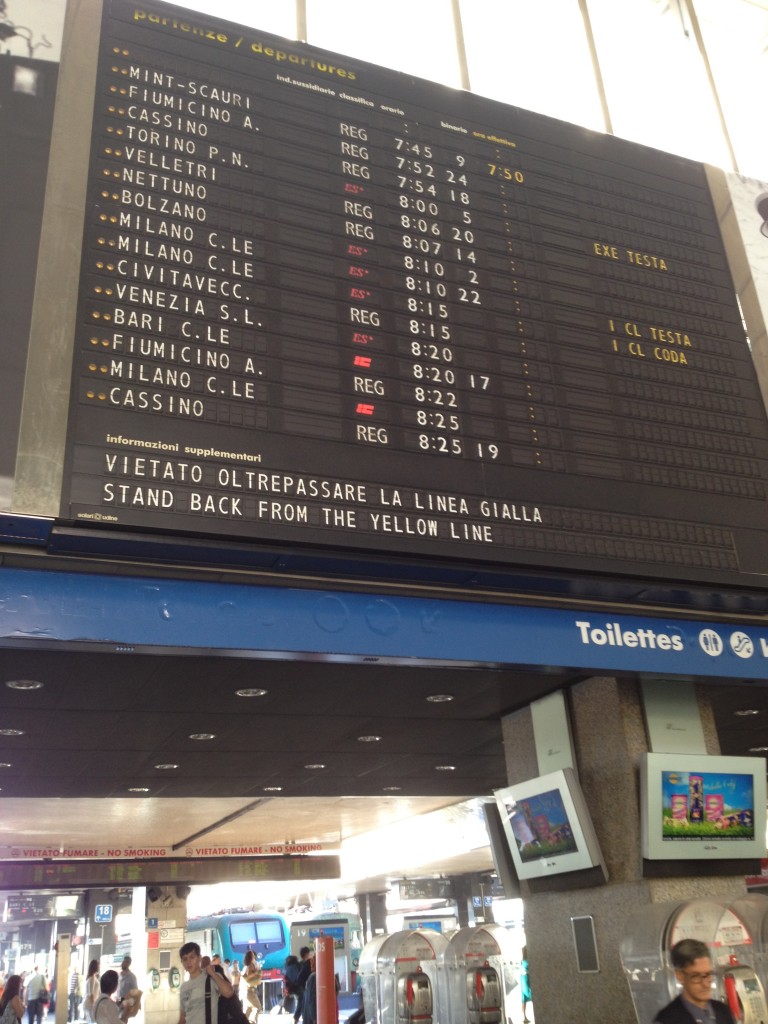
[242,952,261,1023]
[211,960,230,982]
[116,959,137,1022]
[230,963,241,1000]
[300,959,316,1024]
[520,947,532,1024]
[293,950,311,1024]
[24,969,46,1024]
[68,967,82,1023]
[83,962,100,1024]
[92,972,120,1024]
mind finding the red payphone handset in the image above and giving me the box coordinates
[723,955,768,1024]
[397,966,433,1024]
[466,962,502,1024]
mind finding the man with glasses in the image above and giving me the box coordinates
[654,939,734,1024]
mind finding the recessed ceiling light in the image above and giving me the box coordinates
[236,688,268,698]
[5,679,44,691]
[357,735,382,743]
[749,746,768,752]
[0,762,11,768]
[435,764,456,771]
[426,694,454,703]
[189,733,216,741]
[304,764,326,770]
[0,729,24,737]
[263,786,282,792]
[735,709,760,716]
[154,763,179,770]
[382,786,402,792]
[128,787,150,793]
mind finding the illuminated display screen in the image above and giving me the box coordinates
[61,0,768,588]
[503,786,579,864]
[494,768,605,879]
[308,925,345,949]
[0,855,340,889]
[641,753,767,861]
[662,769,754,840]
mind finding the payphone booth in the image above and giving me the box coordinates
[442,924,517,1024]
[718,896,768,1024]
[620,896,768,1024]
[359,929,449,1024]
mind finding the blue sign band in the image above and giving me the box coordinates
[0,566,766,678]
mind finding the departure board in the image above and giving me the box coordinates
[61,0,768,588]
[0,855,341,889]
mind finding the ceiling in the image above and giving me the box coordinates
[0,644,573,889]
[0,649,562,800]
[1,642,768,892]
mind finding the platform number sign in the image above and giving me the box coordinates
[94,904,113,924]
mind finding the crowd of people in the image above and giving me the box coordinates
[0,945,323,1024]
[184,937,731,1024]
[0,968,51,1024]
[0,934,738,1024]
[176,944,330,1024]
[0,958,141,1024]
[0,934,737,1024]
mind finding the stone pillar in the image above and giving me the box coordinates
[502,677,748,1024]
[449,876,472,927]
[83,888,119,965]
[357,894,369,942]
[371,892,388,935]
[144,885,189,1024]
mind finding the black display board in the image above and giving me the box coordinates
[0,855,340,889]
[61,0,768,589]
[399,878,454,900]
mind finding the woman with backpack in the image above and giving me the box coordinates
[92,971,120,1024]
[282,956,308,1024]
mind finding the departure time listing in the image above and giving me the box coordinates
[62,0,768,584]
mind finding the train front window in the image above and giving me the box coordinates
[230,922,258,949]
[229,918,285,952]
[255,920,284,946]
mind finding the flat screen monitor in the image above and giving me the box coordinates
[493,767,606,880]
[640,752,767,860]
[482,801,521,897]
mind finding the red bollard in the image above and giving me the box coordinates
[315,934,337,1024]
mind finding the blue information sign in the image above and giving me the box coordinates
[5,566,768,680]
[94,904,112,924]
